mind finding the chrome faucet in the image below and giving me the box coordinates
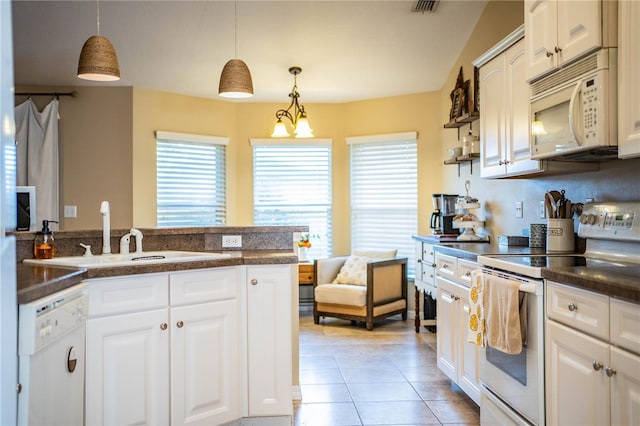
[130,228,143,253]
[100,201,111,254]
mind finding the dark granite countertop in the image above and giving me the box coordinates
[17,250,298,304]
[542,265,640,304]
[413,234,639,305]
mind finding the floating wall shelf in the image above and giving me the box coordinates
[444,153,480,176]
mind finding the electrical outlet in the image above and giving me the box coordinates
[222,235,242,248]
[539,200,546,219]
[515,201,523,218]
[64,205,77,218]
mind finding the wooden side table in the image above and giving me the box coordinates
[298,262,315,308]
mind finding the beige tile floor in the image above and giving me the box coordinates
[295,312,480,426]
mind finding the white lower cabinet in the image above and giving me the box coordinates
[435,256,481,405]
[546,281,640,426]
[86,308,170,425]
[246,264,293,417]
[86,265,294,425]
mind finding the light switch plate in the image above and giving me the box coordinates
[64,205,77,218]
[515,201,523,218]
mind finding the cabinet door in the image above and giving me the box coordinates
[480,53,507,178]
[525,0,558,81]
[556,0,601,65]
[414,242,424,285]
[86,309,170,426]
[505,39,540,176]
[610,346,640,426]
[247,265,293,416]
[436,277,458,382]
[457,285,481,405]
[618,0,640,159]
[545,320,610,426]
[170,300,240,425]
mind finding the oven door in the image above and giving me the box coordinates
[480,274,545,425]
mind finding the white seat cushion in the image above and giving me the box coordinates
[315,284,367,307]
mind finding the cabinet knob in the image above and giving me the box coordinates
[160,323,168,331]
[417,259,422,263]
[592,360,603,371]
[431,263,437,268]
[605,366,617,377]
[568,303,578,312]
[546,50,554,58]
[499,160,504,165]
[251,279,258,286]
[554,46,562,53]
[176,320,184,328]
[442,264,449,269]
[465,271,472,277]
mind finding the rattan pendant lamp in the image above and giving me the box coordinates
[77,0,120,81]
[219,1,253,98]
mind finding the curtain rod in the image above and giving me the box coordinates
[15,91,78,98]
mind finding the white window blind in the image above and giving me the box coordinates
[252,140,332,259]
[156,131,227,227]
[348,132,417,277]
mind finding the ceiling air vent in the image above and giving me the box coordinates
[413,0,440,13]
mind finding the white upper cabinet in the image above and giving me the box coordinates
[525,0,616,82]
[618,0,640,158]
[478,31,540,178]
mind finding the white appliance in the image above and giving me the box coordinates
[478,202,640,425]
[18,284,88,426]
[530,48,617,161]
[0,1,17,424]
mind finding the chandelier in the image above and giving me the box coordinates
[271,67,313,138]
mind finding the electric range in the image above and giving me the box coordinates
[479,201,640,278]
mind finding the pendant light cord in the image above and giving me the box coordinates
[234,0,238,58]
[96,0,101,35]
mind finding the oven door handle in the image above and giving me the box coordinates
[568,80,583,146]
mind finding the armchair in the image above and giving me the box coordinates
[313,254,408,330]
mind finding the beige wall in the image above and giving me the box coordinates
[17,0,640,245]
[16,86,133,230]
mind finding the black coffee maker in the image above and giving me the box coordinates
[430,194,459,235]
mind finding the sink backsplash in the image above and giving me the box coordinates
[13,226,307,262]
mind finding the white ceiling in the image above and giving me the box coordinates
[12,0,488,103]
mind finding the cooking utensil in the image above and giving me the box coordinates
[546,192,557,218]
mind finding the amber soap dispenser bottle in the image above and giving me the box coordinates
[34,220,58,259]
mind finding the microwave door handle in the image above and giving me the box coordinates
[568,81,583,146]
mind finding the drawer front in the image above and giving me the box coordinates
[546,281,609,340]
[298,263,314,284]
[89,273,169,317]
[457,259,479,288]
[610,298,640,355]
[170,267,238,306]
[435,253,457,281]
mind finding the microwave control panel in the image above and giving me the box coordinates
[581,75,602,141]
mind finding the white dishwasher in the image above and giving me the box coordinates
[18,283,88,426]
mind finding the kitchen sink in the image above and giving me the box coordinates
[24,250,231,269]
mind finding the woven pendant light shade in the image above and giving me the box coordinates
[219,59,254,98]
[77,35,120,81]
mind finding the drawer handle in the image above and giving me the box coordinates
[605,366,616,377]
[568,303,578,312]
[592,360,602,371]
[450,293,460,301]
[251,279,258,286]
[442,264,449,269]
[176,320,184,328]
[160,323,168,331]
[465,271,471,277]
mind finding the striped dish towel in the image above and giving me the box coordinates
[467,269,486,347]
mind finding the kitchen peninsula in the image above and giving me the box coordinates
[15,225,305,426]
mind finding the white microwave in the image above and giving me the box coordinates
[530,48,617,161]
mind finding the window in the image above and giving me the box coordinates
[156,131,227,227]
[348,132,418,278]
[252,139,332,259]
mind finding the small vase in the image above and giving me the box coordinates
[298,246,309,261]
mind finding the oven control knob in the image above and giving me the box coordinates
[580,214,596,225]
